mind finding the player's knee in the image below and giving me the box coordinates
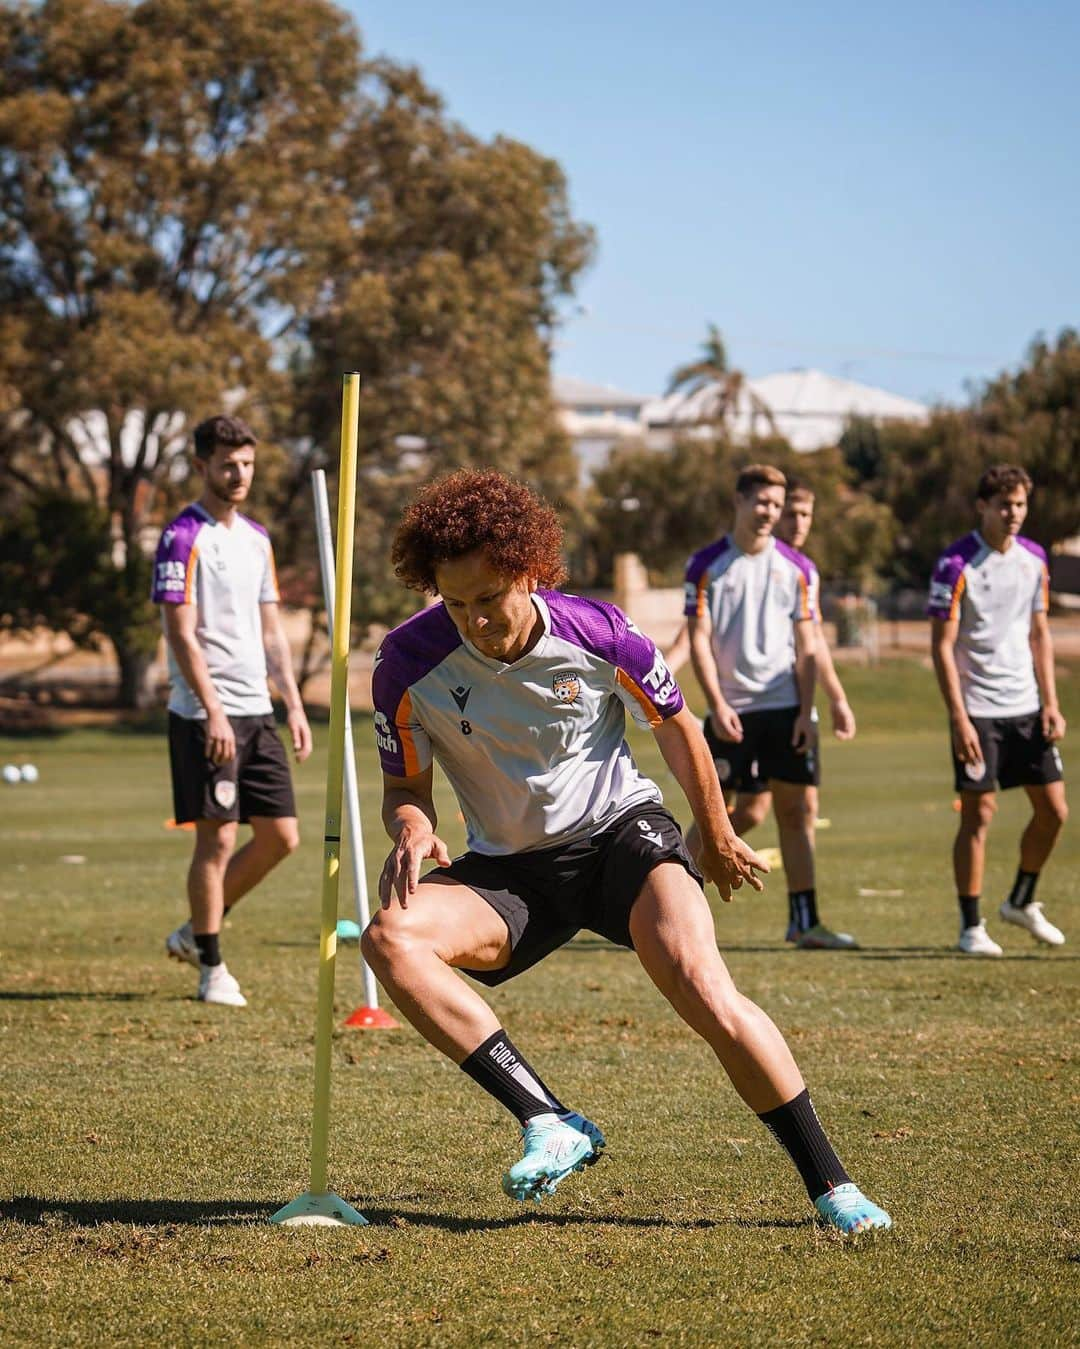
[774,793,813,831]
[275,820,300,857]
[1035,796,1068,831]
[361,907,427,972]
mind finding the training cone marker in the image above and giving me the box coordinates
[344,1005,399,1029]
[270,1191,368,1228]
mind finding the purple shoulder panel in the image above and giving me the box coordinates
[774,539,816,584]
[927,532,981,618]
[545,591,683,720]
[151,505,206,603]
[372,603,462,714]
[683,536,730,587]
[1016,535,1048,566]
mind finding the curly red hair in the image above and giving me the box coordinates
[392,469,567,594]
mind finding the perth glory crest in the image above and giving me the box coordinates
[552,672,580,703]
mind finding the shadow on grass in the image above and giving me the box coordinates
[856,948,1080,962]
[0,990,151,1002]
[2,1196,811,1234]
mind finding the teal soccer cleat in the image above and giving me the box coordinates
[814,1183,892,1234]
[501,1112,605,1203]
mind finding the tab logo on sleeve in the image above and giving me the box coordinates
[640,650,677,706]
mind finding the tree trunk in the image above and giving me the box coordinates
[115,641,160,711]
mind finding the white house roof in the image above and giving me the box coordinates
[553,374,651,409]
[644,368,929,453]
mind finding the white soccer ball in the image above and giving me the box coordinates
[20,764,39,783]
[2,764,21,785]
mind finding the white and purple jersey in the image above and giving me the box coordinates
[927,531,1049,718]
[372,591,682,855]
[684,536,819,713]
[151,503,280,719]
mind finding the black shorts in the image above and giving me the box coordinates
[953,713,1064,793]
[427,804,703,987]
[168,712,297,824]
[704,706,819,791]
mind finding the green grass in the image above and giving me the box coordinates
[2,658,1078,1346]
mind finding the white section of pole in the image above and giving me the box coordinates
[312,469,379,1011]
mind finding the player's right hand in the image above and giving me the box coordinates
[206,708,236,764]
[709,705,744,743]
[379,827,452,909]
[950,714,982,766]
[700,835,768,902]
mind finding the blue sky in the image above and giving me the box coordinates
[348,2,1079,406]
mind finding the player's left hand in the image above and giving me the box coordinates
[830,698,856,741]
[1042,704,1067,742]
[791,712,817,753]
[287,708,313,762]
[700,835,769,902]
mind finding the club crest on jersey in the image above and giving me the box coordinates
[552,672,581,704]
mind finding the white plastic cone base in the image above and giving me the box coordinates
[270,1191,368,1226]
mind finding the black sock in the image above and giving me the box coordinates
[461,1030,567,1126]
[1007,870,1039,909]
[758,1088,851,1202]
[958,895,981,929]
[194,932,221,967]
[788,889,819,933]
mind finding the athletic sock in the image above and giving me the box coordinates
[788,889,819,934]
[461,1029,568,1126]
[194,932,222,967]
[758,1088,852,1202]
[958,895,981,929]
[1007,870,1039,909]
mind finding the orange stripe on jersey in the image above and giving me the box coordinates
[268,547,281,601]
[948,571,966,620]
[695,573,709,617]
[797,571,810,620]
[1041,565,1050,611]
[616,668,663,729]
[183,545,199,603]
[396,690,421,777]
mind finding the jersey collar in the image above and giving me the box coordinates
[461,592,552,671]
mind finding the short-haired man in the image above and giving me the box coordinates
[684,465,858,949]
[666,481,856,943]
[929,464,1068,956]
[152,415,312,1005]
[363,468,889,1234]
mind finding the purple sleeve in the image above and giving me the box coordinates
[151,513,201,605]
[683,539,728,617]
[927,535,979,619]
[547,593,683,728]
[370,606,460,777]
[775,541,819,622]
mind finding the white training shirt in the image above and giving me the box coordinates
[683,535,819,712]
[926,531,1049,718]
[372,591,682,856]
[151,503,280,719]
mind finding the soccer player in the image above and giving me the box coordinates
[928,464,1068,956]
[683,466,858,949]
[152,416,312,1005]
[362,468,890,1234]
[666,481,855,879]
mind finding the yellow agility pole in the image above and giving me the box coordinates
[271,373,367,1227]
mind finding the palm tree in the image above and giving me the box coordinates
[666,324,775,434]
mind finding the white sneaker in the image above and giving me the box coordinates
[197,962,247,1007]
[999,901,1065,947]
[957,921,1003,957]
[165,921,200,967]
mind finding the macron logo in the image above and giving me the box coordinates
[450,685,471,713]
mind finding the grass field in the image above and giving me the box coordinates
[2,657,1078,1346]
